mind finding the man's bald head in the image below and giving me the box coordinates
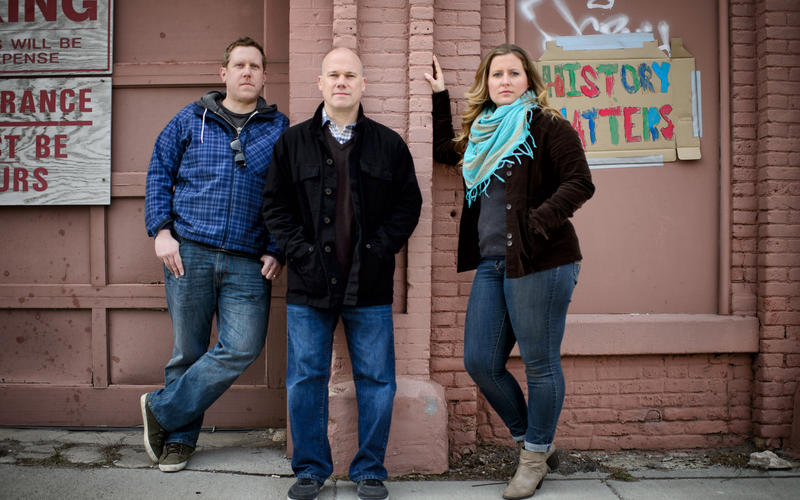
[321,47,364,77]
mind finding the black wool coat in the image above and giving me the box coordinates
[263,103,422,308]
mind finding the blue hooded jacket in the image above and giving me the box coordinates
[145,91,288,258]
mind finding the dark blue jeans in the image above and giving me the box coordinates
[148,240,271,448]
[286,304,396,483]
[464,259,579,452]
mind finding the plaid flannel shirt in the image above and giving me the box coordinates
[145,91,288,258]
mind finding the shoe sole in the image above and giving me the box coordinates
[140,394,159,463]
[502,480,541,500]
[159,460,189,472]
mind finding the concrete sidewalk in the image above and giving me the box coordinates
[1,428,799,499]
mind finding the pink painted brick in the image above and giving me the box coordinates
[436,26,481,40]
[359,7,405,22]
[410,6,434,20]
[409,35,434,50]
[458,11,481,25]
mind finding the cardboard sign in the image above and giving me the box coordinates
[0,0,113,76]
[0,77,111,205]
[536,36,701,163]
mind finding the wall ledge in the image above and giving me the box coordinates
[513,314,759,357]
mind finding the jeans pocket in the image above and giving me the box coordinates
[571,261,581,285]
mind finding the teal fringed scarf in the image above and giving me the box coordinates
[462,90,538,206]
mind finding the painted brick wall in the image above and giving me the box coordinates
[730,0,760,317]
[289,0,799,457]
[477,356,752,450]
[431,0,483,457]
[750,0,800,449]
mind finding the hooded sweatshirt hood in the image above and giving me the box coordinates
[196,90,278,116]
[195,90,279,142]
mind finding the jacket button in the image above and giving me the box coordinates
[365,243,372,249]
[323,216,331,224]
[324,245,331,253]
[308,246,314,253]
[507,240,513,247]
[506,203,512,210]
[506,233,512,239]
[331,278,337,285]
[325,188,332,195]
[506,170,512,177]
[326,158,333,165]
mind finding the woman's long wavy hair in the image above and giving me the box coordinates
[455,44,558,156]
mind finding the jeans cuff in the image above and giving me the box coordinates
[351,474,386,483]
[512,435,525,442]
[297,474,328,483]
[523,441,552,453]
[145,392,171,432]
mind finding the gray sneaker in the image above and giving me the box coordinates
[287,478,324,500]
[139,393,166,463]
[158,442,194,472]
[357,479,388,500]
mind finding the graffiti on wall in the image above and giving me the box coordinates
[518,0,671,54]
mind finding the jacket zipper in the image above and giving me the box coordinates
[209,108,258,252]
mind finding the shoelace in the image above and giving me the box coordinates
[164,442,183,455]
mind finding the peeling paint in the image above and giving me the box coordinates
[424,396,438,416]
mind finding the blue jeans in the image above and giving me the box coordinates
[464,259,579,452]
[148,240,271,448]
[287,304,396,483]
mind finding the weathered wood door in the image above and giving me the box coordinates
[0,0,290,428]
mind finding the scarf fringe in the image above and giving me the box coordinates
[462,92,538,206]
[465,135,535,207]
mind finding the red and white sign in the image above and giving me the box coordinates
[0,0,113,76]
[0,77,111,205]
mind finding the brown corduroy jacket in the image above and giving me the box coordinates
[432,90,595,278]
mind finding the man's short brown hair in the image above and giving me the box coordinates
[222,37,267,70]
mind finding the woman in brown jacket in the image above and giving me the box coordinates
[425,45,595,499]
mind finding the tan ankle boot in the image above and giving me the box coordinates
[502,448,556,499]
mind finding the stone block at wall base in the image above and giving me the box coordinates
[328,376,448,476]
[787,384,800,459]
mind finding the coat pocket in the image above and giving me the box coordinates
[517,208,545,261]
[288,245,328,297]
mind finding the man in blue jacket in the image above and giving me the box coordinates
[142,37,288,473]
[262,47,422,500]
